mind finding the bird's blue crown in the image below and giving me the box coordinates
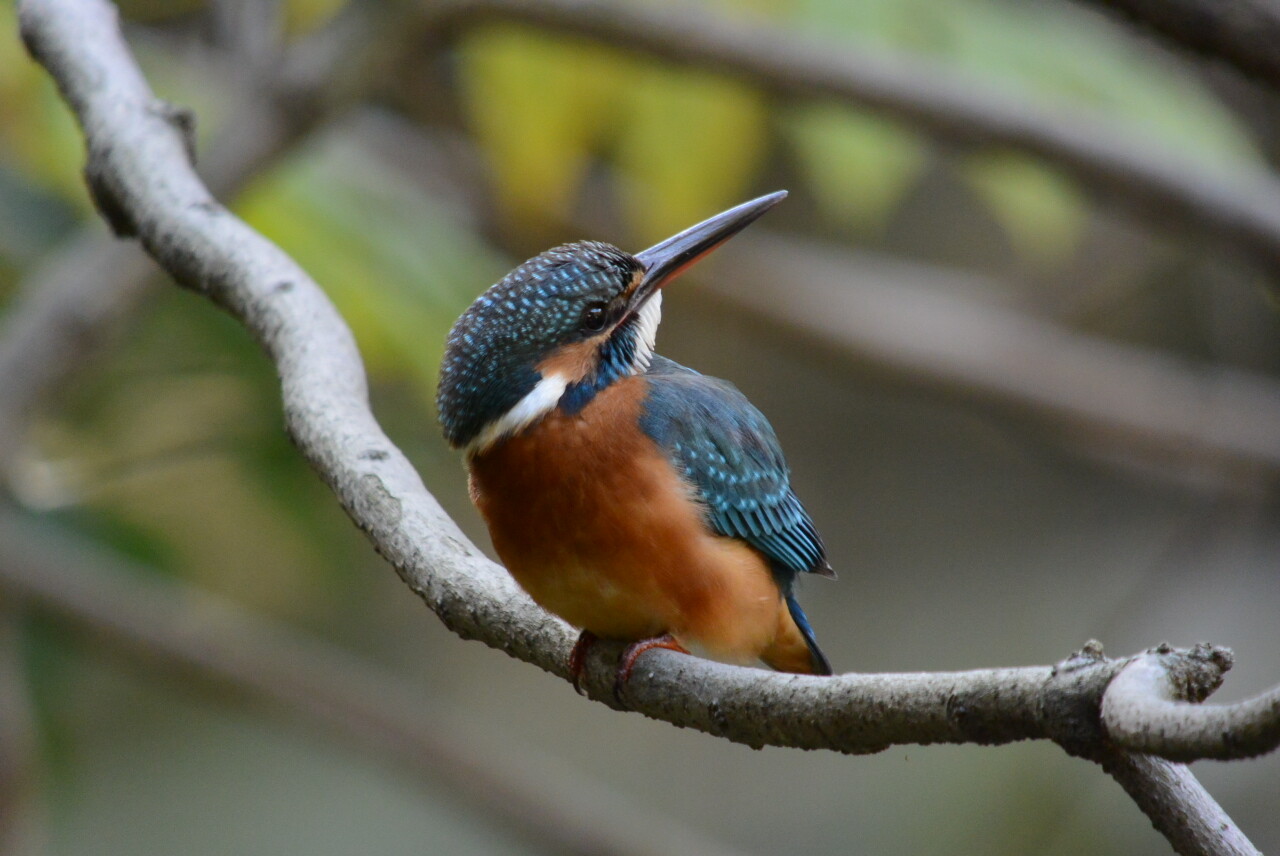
[437,241,642,449]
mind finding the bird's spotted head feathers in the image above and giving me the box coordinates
[437,242,655,452]
[437,192,788,454]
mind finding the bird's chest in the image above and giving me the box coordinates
[467,378,701,635]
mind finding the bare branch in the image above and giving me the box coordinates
[716,235,1280,486]
[1098,750,1261,856]
[17,1,1280,852]
[418,0,1280,278]
[1104,645,1280,761]
[1070,0,1280,92]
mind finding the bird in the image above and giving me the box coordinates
[437,191,834,694]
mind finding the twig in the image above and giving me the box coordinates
[17,1,1279,853]
[1069,0,1280,92]
[0,510,749,856]
[1103,645,1280,762]
[418,0,1280,278]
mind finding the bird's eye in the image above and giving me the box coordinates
[581,303,608,333]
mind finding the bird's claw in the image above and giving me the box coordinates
[612,634,690,701]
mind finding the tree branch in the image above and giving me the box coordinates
[1097,750,1260,856]
[716,234,1280,487]
[1104,644,1280,762]
[418,0,1280,279]
[16,1,1280,852]
[1068,0,1280,93]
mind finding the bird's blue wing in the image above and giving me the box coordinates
[640,357,832,583]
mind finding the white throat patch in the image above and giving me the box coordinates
[465,293,663,456]
[631,291,662,374]
[467,372,568,456]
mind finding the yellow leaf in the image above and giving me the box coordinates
[614,63,769,244]
[960,149,1087,268]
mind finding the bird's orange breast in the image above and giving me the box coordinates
[468,376,799,665]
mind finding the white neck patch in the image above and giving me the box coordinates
[630,291,662,374]
[467,372,569,456]
[465,293,663,456]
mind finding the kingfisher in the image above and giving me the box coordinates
[437,191,834,694]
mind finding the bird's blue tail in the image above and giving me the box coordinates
[786,594,832,676]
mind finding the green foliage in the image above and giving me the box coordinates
[458,19,772,244]
[457,0,1260,267]
[237,135,509,400]
[789,104,927,236]
[959,150,1087,266]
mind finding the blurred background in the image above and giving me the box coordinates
[2,0,1279,853]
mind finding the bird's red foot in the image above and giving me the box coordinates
[568,630,600,695]
[614,634,690,700]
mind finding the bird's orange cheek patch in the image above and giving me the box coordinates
[536,340,602,385]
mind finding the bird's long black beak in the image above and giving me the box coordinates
[630,191,787,306]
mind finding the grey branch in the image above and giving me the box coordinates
[1104,644,1280,762]
[1070,0,1280,92]
[0,510,748,856]
[16,0,1280,852]
[1100,750,1261,856]
[716,235,1280,486]
[419,0,1280,278]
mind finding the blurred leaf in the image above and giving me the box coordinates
[458,24,626,230]
[792,0,1260,170]
[789,104,927,234]
[284,0,348,34]
[237,134,508,400]
[0,4,93,207]
[615,64,770,243]
[959,149,1087,266]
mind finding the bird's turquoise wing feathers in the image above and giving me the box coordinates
[639,357,833,585]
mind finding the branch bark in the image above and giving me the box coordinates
[1104,645,1280,762]
[15,1,1280,853]
[418,0,1280,279]
[1069,0,1280,92]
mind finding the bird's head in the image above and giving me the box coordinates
[437,191,786,454]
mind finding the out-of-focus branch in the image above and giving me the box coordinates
[712,234,1280,487]
[0,511,748,856]
[1103,645,1280,762]
[418,0,1280,278]
[0,0,396,487]
[18,1,1280,852]
[358,116,1280,489]
[1069,0,1280,92]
